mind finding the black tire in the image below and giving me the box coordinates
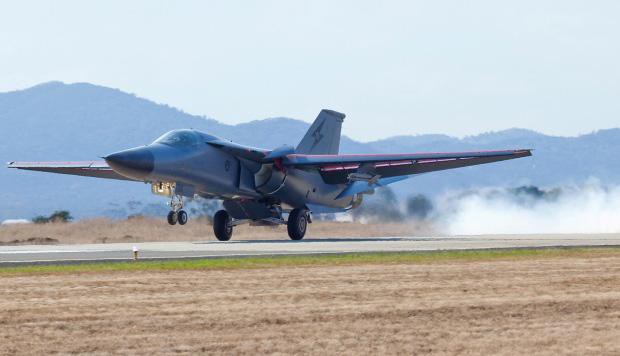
[177,210,188,225]
[167,211,178,225]
[287,208,308,240]
[213,210,233,241]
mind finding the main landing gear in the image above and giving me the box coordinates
[211,208,311,241]
[213,210,233,241]
[167,194,188,226]
[287,208,309,241]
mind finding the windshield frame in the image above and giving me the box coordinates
[153,129,201,148]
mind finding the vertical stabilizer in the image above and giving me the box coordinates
[296,109,345,155]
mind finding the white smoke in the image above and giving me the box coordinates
[435,180,620,235]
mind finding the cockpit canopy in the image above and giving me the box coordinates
[153,129,201,147]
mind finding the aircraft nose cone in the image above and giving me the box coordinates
[105,147,154,180]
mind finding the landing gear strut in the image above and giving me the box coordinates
[167,193,188,226]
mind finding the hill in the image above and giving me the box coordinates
[1,82,619,220]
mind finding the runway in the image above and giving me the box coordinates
[1,234,620,265]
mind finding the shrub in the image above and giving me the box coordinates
[32,210,73,224]
[32,215,50,224]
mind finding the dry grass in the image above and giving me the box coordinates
[1,250,620,354]
[0,217,434,244]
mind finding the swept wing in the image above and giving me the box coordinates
[282,149,532,185]
[7,161,136,181]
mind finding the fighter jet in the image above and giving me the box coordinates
[8,110,531,241]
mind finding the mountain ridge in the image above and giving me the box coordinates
[2,81,593,145]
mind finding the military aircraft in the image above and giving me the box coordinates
[8,110,531,241]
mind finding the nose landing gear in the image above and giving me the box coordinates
[177,210,188,225]
[167,194,188,226]
[167,210,178,225]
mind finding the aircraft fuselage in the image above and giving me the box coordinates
[104,130,356,212]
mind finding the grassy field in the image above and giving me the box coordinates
[0,247,617,275]
[2,248,620,354]
[0,217,433,245]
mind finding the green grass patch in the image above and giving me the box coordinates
[2,247,619,275]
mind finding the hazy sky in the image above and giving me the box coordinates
[1,1,619,141]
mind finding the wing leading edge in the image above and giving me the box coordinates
[7,161,137,181]
[282,149,532,184]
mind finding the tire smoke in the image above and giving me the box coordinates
[435,181,620,235]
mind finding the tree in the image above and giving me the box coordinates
[188,199,221,223]
[406,194,434,220]
[48,210,73,223]
[351,187,404,223]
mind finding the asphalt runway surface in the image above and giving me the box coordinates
[1,234,620,266]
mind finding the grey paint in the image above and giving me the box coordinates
[8,109,531,222]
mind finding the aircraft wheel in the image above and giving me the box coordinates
[177,210,188,225]
[287,208,308,241]
[213,210,233,241]
[167,211,178,225]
